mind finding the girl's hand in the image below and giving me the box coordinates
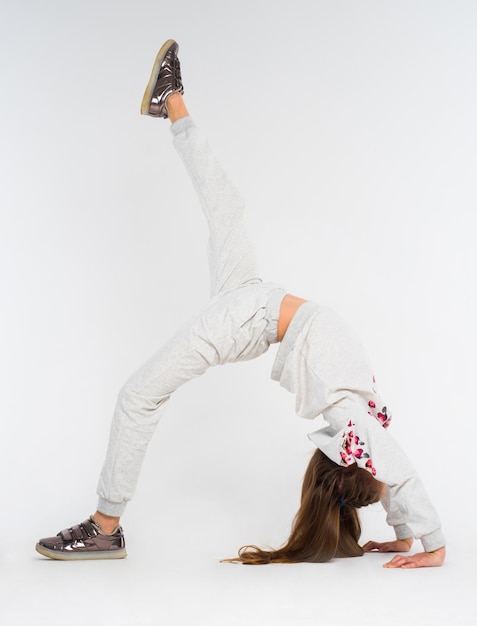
[383,546,446,569]
[363,538,413,553]
[363,539,445,567]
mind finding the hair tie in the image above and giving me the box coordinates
[339,498,346,507]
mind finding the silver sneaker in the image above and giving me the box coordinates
[36,517,127,561]
[140,39,184,118]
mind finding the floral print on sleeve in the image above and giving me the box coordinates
[340,420,377,476]
[368,400,392,428]
[368,376,392,428]
[338,376,392,476]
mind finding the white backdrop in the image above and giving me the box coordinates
[1,1,476,624]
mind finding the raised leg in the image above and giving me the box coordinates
[170,106,261,296]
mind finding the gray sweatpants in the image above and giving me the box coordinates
[97,116,285,516]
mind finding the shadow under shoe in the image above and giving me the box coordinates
[36,517,127,561]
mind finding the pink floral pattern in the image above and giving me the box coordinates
[367,375,392,429]
[368,401,392,428]
[339,376,391,476]
[340,420,377,476]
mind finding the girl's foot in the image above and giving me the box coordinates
[140,39,184,119]
[36,517,127,561]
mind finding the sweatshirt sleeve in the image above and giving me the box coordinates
[380,486,414,540]
[308,409,445,552]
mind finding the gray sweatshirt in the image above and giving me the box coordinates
[271,301,445,553]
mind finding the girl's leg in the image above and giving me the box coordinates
[96,318,224,519]
[168,94,261,297]
[96,98,263,518]
[141,41,260,296]
[37,41,279,558]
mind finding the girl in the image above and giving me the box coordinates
[36,40,445,568]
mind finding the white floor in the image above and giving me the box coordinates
[1,513,474,626]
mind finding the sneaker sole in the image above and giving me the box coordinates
[140,39,177,115]
[35,542,127,561]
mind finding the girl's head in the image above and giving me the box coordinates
[229,448,385,564]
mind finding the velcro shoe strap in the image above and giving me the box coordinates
[59,527,73,541]
[59,519,98,542]
[70,525,85,541]
[81,519,98,538]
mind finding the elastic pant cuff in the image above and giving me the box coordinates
[96,497,127,518]
[170,115,195,136]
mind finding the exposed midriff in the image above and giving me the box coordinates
[277,294,308,342]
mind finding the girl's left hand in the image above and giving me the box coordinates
[363,538,413,553]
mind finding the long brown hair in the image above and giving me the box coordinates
[226,449,383,564]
